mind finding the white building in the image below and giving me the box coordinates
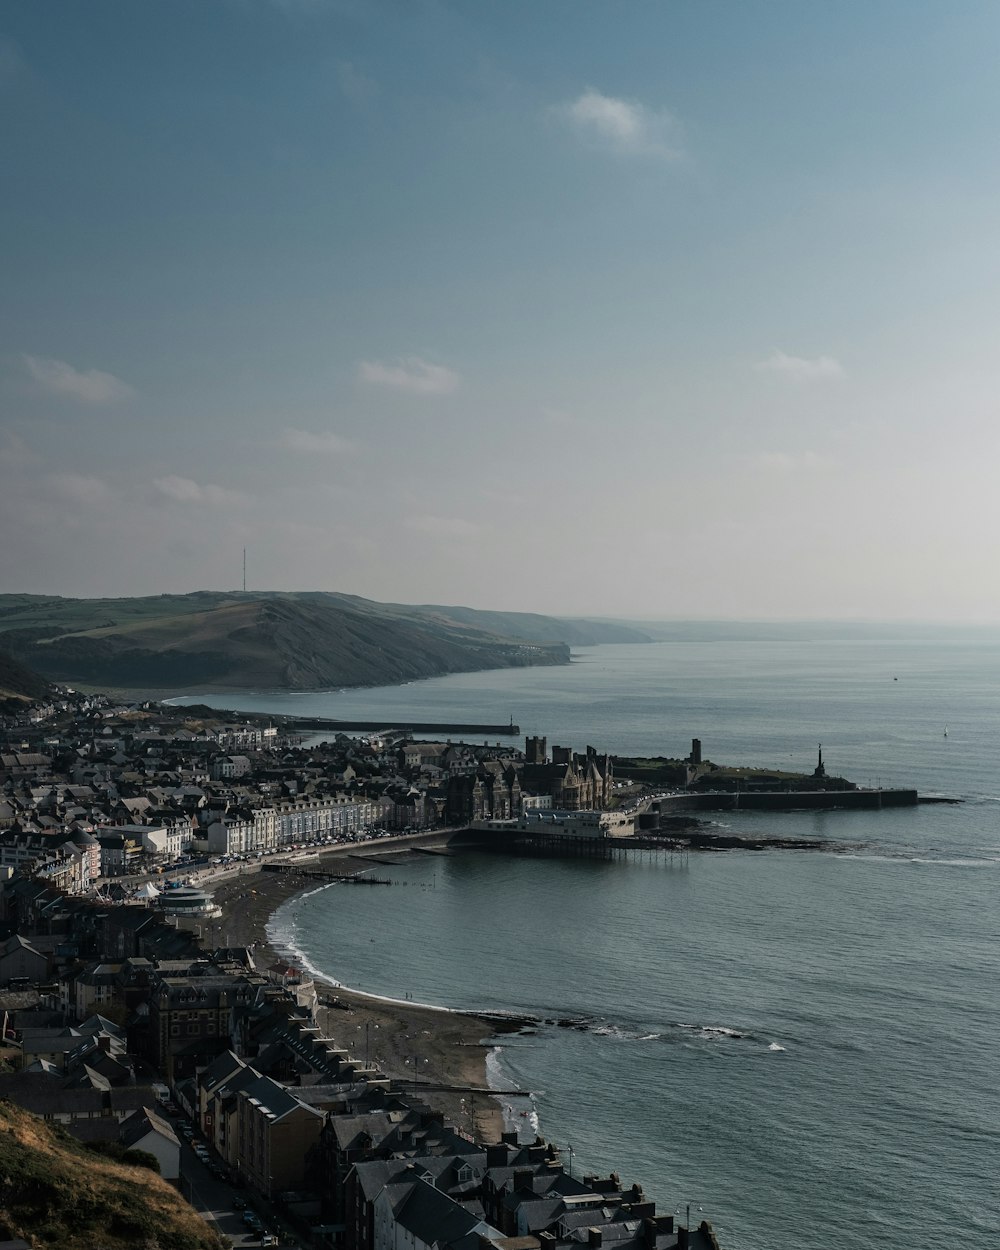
[211,755,252,780]
[251,796,381,848]
[206,814,254,856]
[479,809,635,839]
[119,1106,182,1180]
[140,825,184,862]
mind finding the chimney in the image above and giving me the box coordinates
[513,1168,534,1193]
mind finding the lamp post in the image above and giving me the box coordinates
[364,1021,379,1067]
[405,1053,427,1096]
[675,1204,703,1231]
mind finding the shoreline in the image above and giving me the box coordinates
[206,854,520,1143]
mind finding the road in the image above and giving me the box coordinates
[178,1136,301,1249]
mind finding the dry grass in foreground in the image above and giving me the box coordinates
[0,1100,227,1250]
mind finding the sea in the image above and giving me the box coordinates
[172,636,1000,1250]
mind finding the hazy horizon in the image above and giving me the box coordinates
[7,586,1000,634]
[4,3,1000,621]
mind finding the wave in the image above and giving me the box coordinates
[835,850,1000,869]
[266,894,346,988]
[551,1015,792,1050]
[487,1047,542,1142]
[679,1023,749,1040]
[591,1023,662,1042]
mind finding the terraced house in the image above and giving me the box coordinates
[149,971,261,1080]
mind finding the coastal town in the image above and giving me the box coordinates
[0,689,723,1250]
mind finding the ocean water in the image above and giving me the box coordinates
[180,638,1000,1250]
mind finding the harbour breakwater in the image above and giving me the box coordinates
[653,788,918,812]
[288,716,520,736]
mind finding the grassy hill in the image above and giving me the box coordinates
[0,649,51,708]
[0,591,640,692]
[0,1100,226,1249]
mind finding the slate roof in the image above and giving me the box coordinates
[353,1153,486,1202]
[383,1177,495,1249]
[19,1026,84,1058]
[332,1111,398,1152]
[120,1104,179,1150]
[241,1073,322,1123]
[77,1013,126,1037]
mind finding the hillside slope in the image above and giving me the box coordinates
[316,593,652,646]
[0,594,573,692]
[0,650,51,705]
[0,1100,225,1249]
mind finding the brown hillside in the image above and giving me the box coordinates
[0,1100,226,1249]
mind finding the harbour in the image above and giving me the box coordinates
[259,636,1000,1250]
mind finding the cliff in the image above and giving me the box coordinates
[0,592,598,692]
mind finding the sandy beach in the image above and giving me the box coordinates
[205,852,513,1143]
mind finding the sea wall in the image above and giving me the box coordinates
[654,789,917,812]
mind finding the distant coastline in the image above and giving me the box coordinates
[0,590,654,695]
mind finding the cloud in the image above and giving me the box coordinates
[754,351,845,381]
[46,472,110,506]
[540,406,574,428]
[754,451,831,472]
[0,36,26,87]
[405,515,480,538]
[358,356,460,395]
[0,432,38,470]
[280,428,355,455]
[23,354,135,404]
[153,476,247,507]
[559,89,683,158]
[336,60,378,107]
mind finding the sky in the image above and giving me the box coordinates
[4,1,1000,621]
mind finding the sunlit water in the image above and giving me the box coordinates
[177,639,1000,1249]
